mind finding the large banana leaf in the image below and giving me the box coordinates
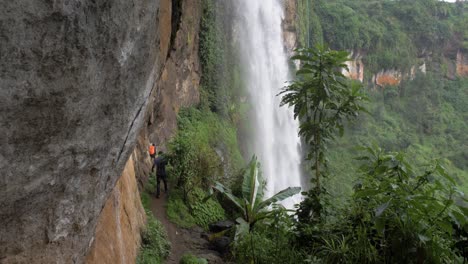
[213,156,301,235]
[234,217,249,243]
[256,187,301,211]
[213,182,245,215]
[254,166,266,206]
[242,155,263,206]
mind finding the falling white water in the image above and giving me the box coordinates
[235,0,303,208]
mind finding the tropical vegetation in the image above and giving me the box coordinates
[298,0,468,75]
[137,0,468,263]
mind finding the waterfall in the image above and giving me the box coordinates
[235,0,303,208]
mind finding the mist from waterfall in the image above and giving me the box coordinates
[234,0,303,208]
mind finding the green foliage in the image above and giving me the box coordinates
[168,107,244,203]
[209,157,300,263]
[233,220,304,264]
[166,190,197,229]
[138,182,171,264]
[199,0,247,119]
[166,187,225,230]
[327,74,468,203]
[297,0,310,48]
[160,109,235,229]
[141,192,152,212]
[179,254,208,264]
[297,0,323,48]
[190,187,225,230]
[137,209,171,264]
[211,156,301,234]
[145,172,157,195]
[351,147,467,262]
[304,0,468,74]
[280,46,367,221]
[199,0,225,113]
[297,148,468,263]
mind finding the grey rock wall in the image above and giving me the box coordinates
[0,0,165,263]
[132,0,201,185]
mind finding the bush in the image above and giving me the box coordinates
[233,221,304,264]
[298,148,467,263]
[179,254,208,264]
[137,210,171,264]
[166,191,196,228]
[168,108,244,203]
[166,187,225,230]
[190,188,225,230]
[144,172,157,195]
[327,73,468,200]
[141,192,152,212]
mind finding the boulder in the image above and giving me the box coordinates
[209,220,235,233]
[209,236,231,255]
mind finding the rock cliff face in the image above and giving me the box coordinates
[128,0,201,188]
[344,51,467,87]
[283,0,298,56]
[343,52,364,82]
[373,70,403,87]
[457,50,468,77]
[85,155,145,264]
[87,0,201,263]
[0,0,200,263]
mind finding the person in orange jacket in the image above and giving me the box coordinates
[149,143,156,159]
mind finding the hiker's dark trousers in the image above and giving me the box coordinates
[156,174,167,197]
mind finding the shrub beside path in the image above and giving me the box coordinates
[149,190,224,263]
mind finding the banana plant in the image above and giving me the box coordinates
[210,155,301,238]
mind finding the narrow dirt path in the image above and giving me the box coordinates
[149,189,224,263]
[149,193,186,263]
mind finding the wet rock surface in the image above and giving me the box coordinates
[209,236,231,255]
[0,0,164,263]
[209,220,235,233]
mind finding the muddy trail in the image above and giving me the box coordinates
[149,189,225,263]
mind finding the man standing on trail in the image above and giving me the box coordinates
[152,151,168,198]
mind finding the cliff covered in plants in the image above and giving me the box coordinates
[296,0,468,199]
[299,0,468,86]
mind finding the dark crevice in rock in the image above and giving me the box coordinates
[169,0,183,54]
[115,105,143,164]
[123,206,132,232]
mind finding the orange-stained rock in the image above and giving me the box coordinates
[456,51,468,77]
[373,70,402,87]
[85,155,146,264]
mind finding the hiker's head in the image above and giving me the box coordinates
[152,143,155,146]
